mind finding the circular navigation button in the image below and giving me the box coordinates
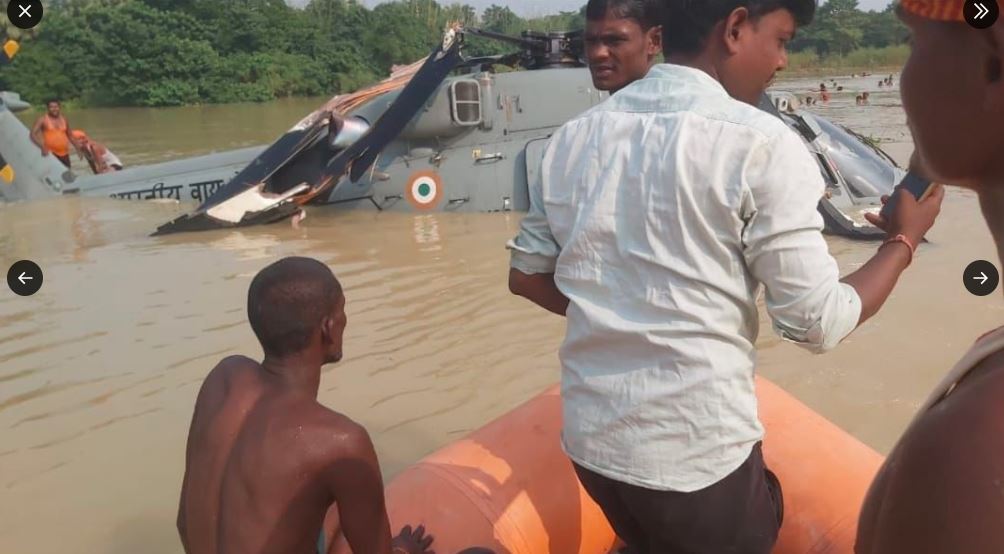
[6,260,43,297]
[966,0,999,29]
[964,260,999,297]
[6,0,43,30]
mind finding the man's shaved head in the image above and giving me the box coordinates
[248,257,344,359]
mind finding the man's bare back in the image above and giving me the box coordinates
[179,356,379,553]
[178,258,433,554]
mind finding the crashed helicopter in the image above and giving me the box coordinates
[1,26,899,239]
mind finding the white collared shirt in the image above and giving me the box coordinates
[508,64,862,492]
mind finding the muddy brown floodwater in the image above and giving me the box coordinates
[2,74,1002,553]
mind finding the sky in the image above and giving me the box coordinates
[317,0,897,17]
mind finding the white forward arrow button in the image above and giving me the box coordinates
[976,3,989,19]
[975,272,989,285]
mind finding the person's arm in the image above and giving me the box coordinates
[322,422,432,554]
[851,152,944,323]
[506,142,567,315]
[92,144,109,173]
[177,473,192,552]
[322,422,393,554]
[848,185,943,323]
[64,119,74,143]
[30,118,47,155]
[508,270,568,316]
[742,132,939,352]
[65,120,83,157]
[177,372,214,553]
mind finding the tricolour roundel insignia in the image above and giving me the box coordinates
[406,170,443,211]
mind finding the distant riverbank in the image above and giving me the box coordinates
[7,41,909,114]
[787,45,909,76]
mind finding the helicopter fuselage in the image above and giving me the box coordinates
[325,67,605,214]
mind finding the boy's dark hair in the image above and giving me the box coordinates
[586,0,664,30]
[45,98,60,106]
[662,0,816,56]
[248,257,342,358]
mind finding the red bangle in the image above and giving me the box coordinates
[882,233,916,264]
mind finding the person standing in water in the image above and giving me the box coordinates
[856,2,1004,552]
[30,99,76,169]
[507,0,942,551]
[583,0,663,94]
[177,257,434,554]
[71,130,123,174]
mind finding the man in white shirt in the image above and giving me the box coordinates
[507,0,944,552]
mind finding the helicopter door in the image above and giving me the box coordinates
[518,138,550,212]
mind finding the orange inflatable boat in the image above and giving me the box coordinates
[340,377,883,553]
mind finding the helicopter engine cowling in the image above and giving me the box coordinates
[348,78,485,142]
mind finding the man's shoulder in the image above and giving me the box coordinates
[206,355,259,381]
[192,356,260,408]
[571,91,790,142]
[899,351,1004,469]
[930,351,1004,424]
[689,95,792,144]
[872,353,1004,550]
[302,404,373,457]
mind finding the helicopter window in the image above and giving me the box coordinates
[450,80,482,126]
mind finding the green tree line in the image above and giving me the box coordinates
[791,0,907,56]
[0,0,904,108]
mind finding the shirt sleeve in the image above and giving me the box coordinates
[741,129,862,354]
[507,149,560,275]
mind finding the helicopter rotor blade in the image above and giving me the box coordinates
[461,27,527,47]
[319,27,465,189]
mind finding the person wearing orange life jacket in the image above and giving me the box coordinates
[71,130,123,174]
[30,99,78,169]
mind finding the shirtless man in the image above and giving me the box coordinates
[856,1,1004,553]
[30,99,76,169]
[177,257,432,554]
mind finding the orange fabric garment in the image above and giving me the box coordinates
[42,116,70,157]
[899,0,967,21]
